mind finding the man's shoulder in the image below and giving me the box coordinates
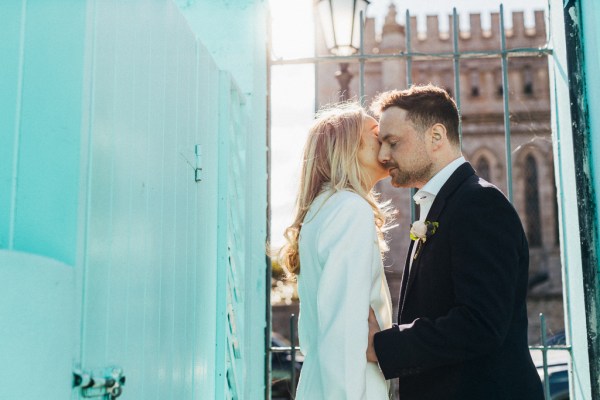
[444,175,517,220]
[450,175,522,226]
[458,175,508,202]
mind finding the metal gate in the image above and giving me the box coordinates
[268,4,573,400]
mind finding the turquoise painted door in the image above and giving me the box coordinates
[76,1,222,398]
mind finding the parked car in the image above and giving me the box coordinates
[271,332,303,399]
[530,331,569,400]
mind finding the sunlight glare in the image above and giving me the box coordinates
[269,0,315,59]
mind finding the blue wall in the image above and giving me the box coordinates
[0,0,268,398]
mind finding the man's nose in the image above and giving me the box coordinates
[378,145,389,164]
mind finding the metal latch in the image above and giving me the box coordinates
[195,144,203,182]
[73,367,126,399]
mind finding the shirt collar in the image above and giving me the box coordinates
[413,156,466,204]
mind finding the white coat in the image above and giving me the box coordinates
[295,189,393,400]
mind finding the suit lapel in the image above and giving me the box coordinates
[398,239,416,321]
[400,162,476,315]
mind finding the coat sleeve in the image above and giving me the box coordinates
[374,187,525,379]
[315,194,378,399]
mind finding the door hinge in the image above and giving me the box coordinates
[73,367,125,399]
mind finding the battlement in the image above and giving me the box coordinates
[373,6,547,52]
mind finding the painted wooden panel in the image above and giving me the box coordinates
[214,66,268,399]
[194,42,221,400]
[80,1,212,398]
[216,72,250,399]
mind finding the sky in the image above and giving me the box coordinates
[268,0,548,248]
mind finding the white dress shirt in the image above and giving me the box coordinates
[408,156,466,269]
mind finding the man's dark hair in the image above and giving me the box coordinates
[370,84,461,146]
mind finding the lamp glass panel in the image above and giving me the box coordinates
[318,0,369,55]
[351,0,368,51]
[330,0,355,55]
[317,0,335,52]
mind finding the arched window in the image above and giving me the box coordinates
[523,65,534,96]
[476,157,491,182]
[497,84,503,97]
[525,154,542,247]
[470,70,480,97]
[496,70,504,97]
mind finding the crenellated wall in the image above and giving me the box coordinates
[370,9,547,53]
[317,8,550,116]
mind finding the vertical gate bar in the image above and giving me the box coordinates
[405,9,416,222]
[499,4,514,203]
[290,314,297,397]
[452,7,463,148]
[405,9,413,88]
[359,11,365,102]
[540,314,551,400]
[314,3,320,113]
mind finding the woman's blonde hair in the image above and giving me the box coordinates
[279,102,393,276]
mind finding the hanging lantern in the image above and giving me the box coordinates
[317,0,370,56]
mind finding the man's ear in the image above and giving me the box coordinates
[431,123,446,147]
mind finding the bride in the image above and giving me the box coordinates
[279,103,393,399]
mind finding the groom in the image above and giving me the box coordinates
[366,84,544,400]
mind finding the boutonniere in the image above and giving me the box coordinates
[410,220,439,259]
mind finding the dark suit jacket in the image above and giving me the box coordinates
[374,163,544,400]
